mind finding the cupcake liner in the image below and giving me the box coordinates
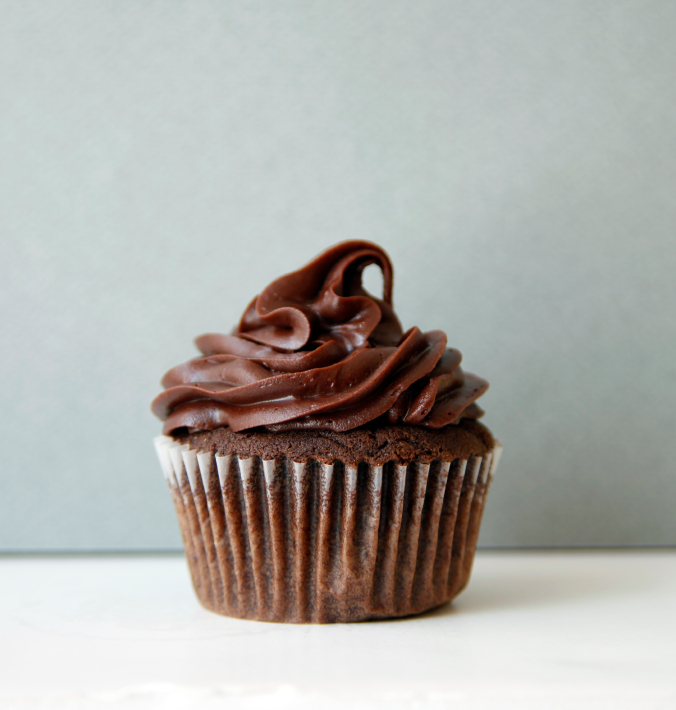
[154,436,501,623]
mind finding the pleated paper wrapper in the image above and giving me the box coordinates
[154,436,501,623]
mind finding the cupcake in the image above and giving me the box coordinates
[152,241,500,623]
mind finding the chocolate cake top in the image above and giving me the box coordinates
[178,419,494,466]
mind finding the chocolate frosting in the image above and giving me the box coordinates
[152,241,488,435]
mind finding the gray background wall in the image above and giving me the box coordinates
[1,0,675,551]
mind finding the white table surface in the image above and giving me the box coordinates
[1,551,674,709]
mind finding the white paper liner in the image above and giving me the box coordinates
[154,435,501,623]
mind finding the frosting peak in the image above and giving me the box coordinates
[152,241,488,435]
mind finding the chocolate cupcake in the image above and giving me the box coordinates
[152,242,501,623]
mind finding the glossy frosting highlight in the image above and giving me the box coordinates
[152,241,488,435]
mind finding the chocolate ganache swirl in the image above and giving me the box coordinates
[152,241,488,435]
